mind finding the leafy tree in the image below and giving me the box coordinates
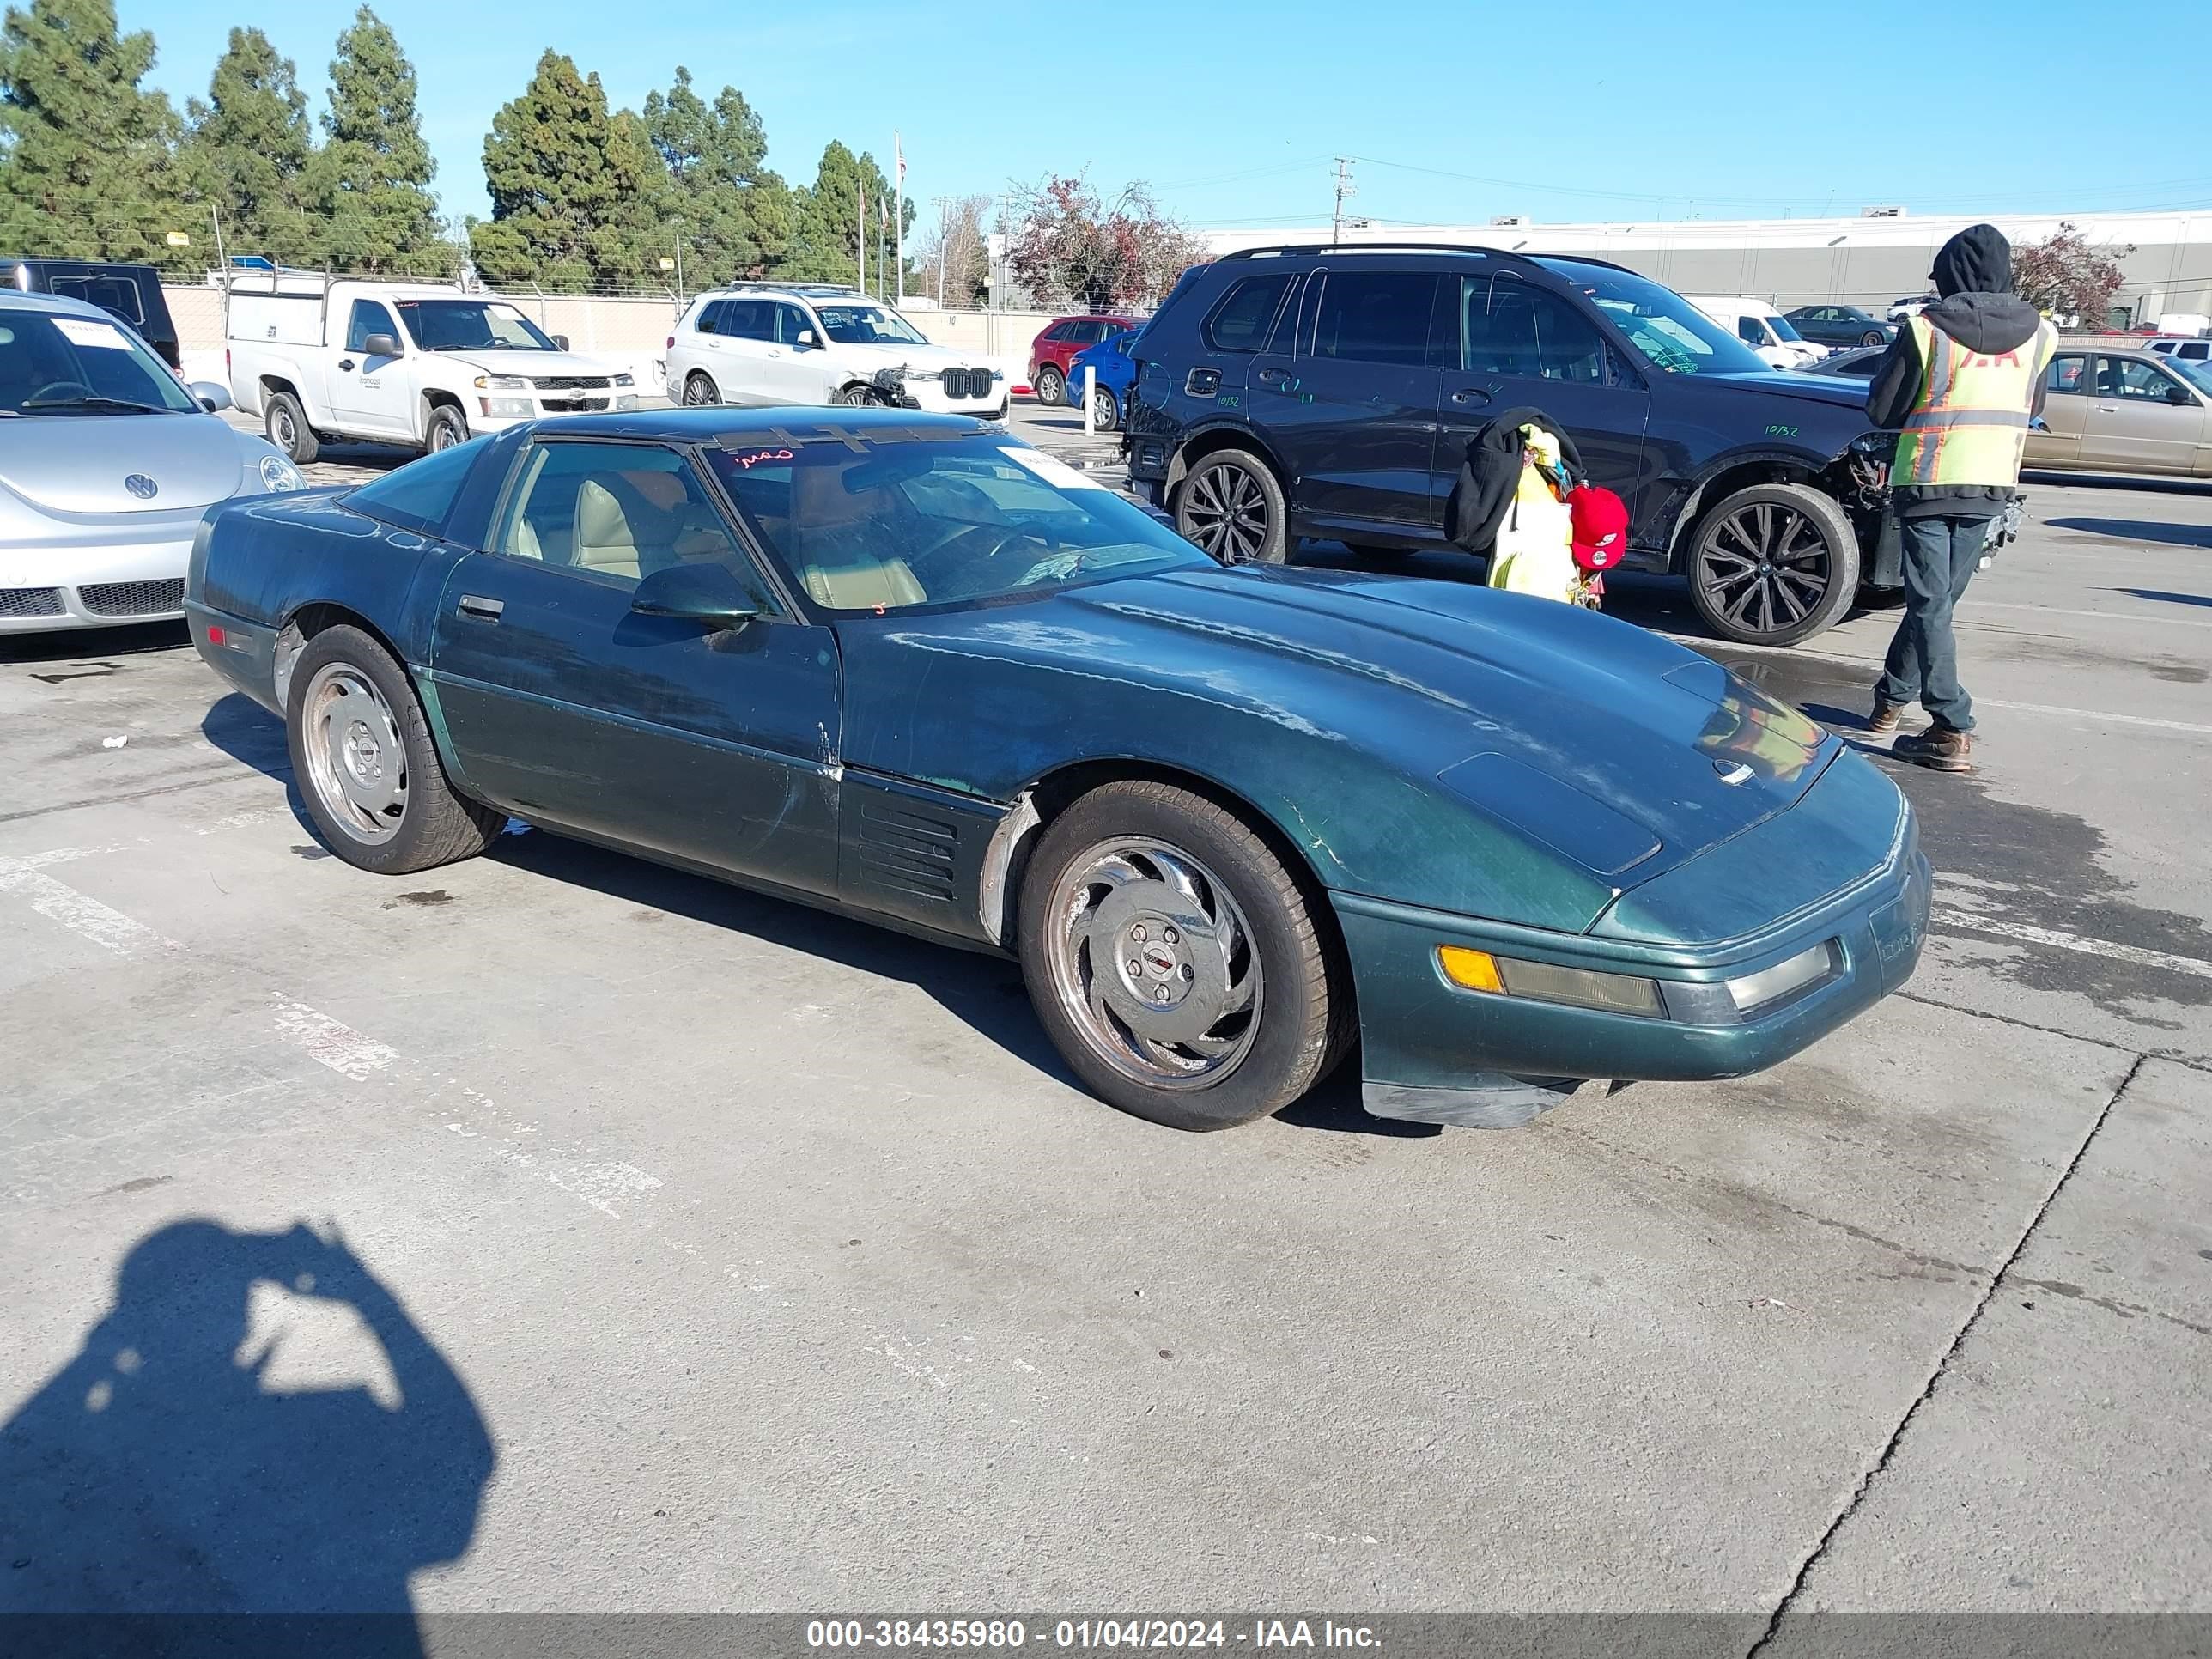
[180,27,314,265]
[0,0,188,269]
[473,50,668,290]
[1005,174,1205,311]
[2014,222,2135,329]
[914,193,990,307]
[780,140,908,291]
[303,6,442,273]
[642,64,786,283]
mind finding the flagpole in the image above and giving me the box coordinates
[894,131,904,306]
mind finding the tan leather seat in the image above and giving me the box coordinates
[802,558,926,610]
[573,477,642,580]
[512,514,544,560]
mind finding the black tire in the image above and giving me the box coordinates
[425,404,469,453]
[1175,447,1290,566]
[830,383,873,407]
[1860,330,1887,347]
[1017,781,1351,1131]
[265,392,319,465]
[1034,363,1066,406]
[1088,380,1120,432]
[1686,481,1861,647]
[286,624,501,876]
[683,371,721,406]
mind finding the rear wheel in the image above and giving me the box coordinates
[683,371,721,406]
[1175,447,1289,566]
[1860,329,1887,347]
[1034,363,1066,406]
[265,392,319,465]
[1018,781,1347,1131]
[287,624,501,875]
[1088,380,1120,432]
[1687,482,1861,647]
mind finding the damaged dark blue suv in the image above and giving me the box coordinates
[1123,245,1904,647]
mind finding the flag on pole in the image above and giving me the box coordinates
[896,133,905,185]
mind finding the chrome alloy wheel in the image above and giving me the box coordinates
[1695,500,1832,639]
[301,662,408,845]
[683,374,718,405]
[1042,836,1263,1090]
[1181,461,1270,563]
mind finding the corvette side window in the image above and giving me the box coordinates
[493,441,768,602]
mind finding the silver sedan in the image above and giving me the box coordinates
[0,291,305,634]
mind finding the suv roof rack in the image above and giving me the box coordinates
[1217,242,1634,277]
[706,280,867,298]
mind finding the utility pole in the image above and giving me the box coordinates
[930,196,951,306]
[1331,157,1356,246]
[857,175,866,292]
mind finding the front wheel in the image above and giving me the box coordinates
[1017,781,1348,1130]
[426,405,469,453]
[1686,482,1861,647]
[1034,363,1066,406]
[286,624,502,875]
[1175,447,1289,565]
[830,383,875,407]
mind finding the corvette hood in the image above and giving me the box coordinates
[1060,566,1838,886]
[0,412,246,515]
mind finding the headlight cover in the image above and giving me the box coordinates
[473,374,531,392]
[613,372,635,387]
[259,453,304,493]
[902,365,942,382]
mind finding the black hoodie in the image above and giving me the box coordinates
[1865,223,2050,518]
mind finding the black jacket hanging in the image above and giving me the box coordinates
[1444,406,1584,555]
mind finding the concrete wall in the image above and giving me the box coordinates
[167,284,1064,395]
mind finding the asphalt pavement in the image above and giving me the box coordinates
[0,421,2204,1638]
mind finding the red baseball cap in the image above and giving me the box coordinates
[1569,485,1630,572]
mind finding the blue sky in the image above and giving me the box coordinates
[129,0,2212,233]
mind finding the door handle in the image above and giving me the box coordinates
[456,594,504,623]
[1449,386,1494,405]
[767,348,783,357]
[1255,367,1291,386]
[338,358,356,372]
[2096,404,2118,412]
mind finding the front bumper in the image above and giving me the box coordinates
[1335,824,1930,1128]
[872,368,1006,417]
[1,531,199,634]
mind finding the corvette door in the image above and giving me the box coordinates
[428,436,842,897]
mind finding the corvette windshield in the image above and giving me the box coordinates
[0,309,197,415]
[709,430,1206,613]
[809,304,931,347]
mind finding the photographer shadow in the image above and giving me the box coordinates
[0,1218,493,1655]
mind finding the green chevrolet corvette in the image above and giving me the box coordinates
[185,407,1929,1132]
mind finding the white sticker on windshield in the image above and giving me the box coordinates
[1000,445,1106,490]
[53,316,134,350]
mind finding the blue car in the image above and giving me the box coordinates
[185,407,1928,1133]
[1066,332,1136,431]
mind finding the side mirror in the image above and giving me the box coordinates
[552,334,570,351]
[2166,385,2195,406]
[794,329,817,350]
[362,332,402,358]
[189,380,234,413]
[630,562,759,630]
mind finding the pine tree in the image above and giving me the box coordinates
[778,141,908,289]
[0,0,187,269]
[180,27,313,265]
[642,64,786,283]
[304,5,441,273]
[475,50,670,290]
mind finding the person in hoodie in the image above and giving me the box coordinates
[1863,224,2055,773]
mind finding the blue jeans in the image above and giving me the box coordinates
[1876,514,1991,732]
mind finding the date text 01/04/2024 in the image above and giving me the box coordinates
[804,1619,1382,1650]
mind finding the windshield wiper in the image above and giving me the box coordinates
[21,394,173,415]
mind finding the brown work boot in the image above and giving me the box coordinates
[1867,699,1907,736]
[1893,726,1972,773]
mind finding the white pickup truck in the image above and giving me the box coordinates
[225,276,641,461]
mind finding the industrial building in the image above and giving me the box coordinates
[1206,209,2212,329]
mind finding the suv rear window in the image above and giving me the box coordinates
[1203,274,1293,352]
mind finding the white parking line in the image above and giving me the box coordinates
[1975,700,2212,736]
[1966,600,2212,632]
[0,853,178,957]
[1932,908,2212,981]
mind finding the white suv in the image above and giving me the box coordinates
[665,283,1005,416]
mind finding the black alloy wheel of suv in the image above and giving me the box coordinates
[1122,245,1897,649]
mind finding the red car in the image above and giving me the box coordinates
[1028,314,1139,406]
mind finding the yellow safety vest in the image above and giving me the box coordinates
[1893,314,2056,489]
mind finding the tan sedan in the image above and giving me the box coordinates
[2027,341,2212,477]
